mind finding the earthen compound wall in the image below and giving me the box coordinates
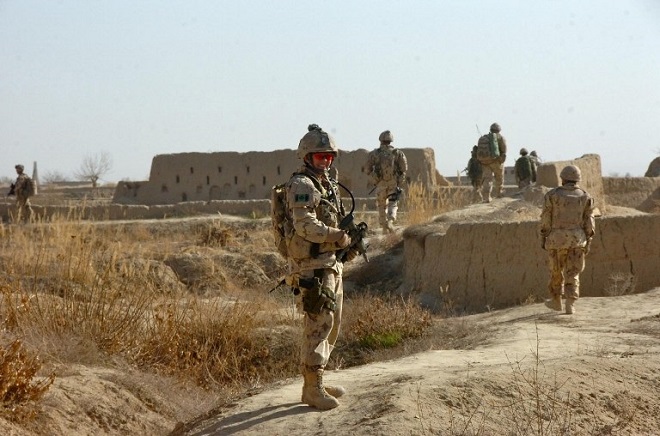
[113,148,439,205]
[402,214,660,313]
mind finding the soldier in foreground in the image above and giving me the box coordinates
[364,130,408,233]
[284,124,360,410]
[540,165,595,315]
[9,164,35,223]
[475,123,507,202]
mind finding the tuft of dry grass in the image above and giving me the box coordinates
[0,339,55,423]
[335,293,433,367]
[403,182,466,226]
[605,272,636,296]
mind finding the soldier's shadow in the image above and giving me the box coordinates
[188,402,317,435]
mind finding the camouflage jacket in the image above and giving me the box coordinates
[14,174,33,199]
[284,166,346,274]
[540,184,595,250]
[365,144,408,185]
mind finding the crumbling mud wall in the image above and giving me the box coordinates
[402,214,660,313]
[603,177,660,212]
[113,148,438,205]
[536,154,605,212]
[645,157,660,177]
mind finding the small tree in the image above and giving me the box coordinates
[74,152,113,188]
[42,170,68,184]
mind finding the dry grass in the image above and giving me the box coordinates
[0,339,54,422]
[404,182,467,226]
[0,216,438,425]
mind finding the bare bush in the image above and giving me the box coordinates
[0,340,55,422]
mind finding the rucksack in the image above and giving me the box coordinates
[515,156,532,181]
[270,172,323,258]
[467,157,482,182]
[476,133,500,164]
[23,176,36,197]
[270,182,291,258]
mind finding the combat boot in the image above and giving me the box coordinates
[301,366,340,410]
[565,298,576,315]
[324,384,346,398]
[544,295,562,311]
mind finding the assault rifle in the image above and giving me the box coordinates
[387,187,403,202]
[8,183,16,196]
[336,180,369,263]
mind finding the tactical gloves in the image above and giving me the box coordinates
[326,228,351,249]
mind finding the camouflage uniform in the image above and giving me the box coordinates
[365,131,408,232]
[477,123,507,202]
[540,167,595,314]
[13,165,34,223]
[466,145,484,202]
[284,124,354,410]
[514,148,536,189]
[286,167,345,366]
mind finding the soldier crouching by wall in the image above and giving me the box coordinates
[284,124,360,410]
[540,165,595,315]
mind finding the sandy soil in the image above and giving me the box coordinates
[177,288,660,435]
[2,197,658,436]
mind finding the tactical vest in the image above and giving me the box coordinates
[549,187,590,230]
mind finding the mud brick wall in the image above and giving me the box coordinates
[402,214,660,313]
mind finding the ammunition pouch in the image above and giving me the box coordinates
[299,270,336,314]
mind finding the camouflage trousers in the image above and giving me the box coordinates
[375,181,399,227]
[481,161,504,200]
[14,196,33,223]
[547,247,586,300]
[299,268,343,368]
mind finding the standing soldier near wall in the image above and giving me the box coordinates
[284,124,360,410]
[365,130,408,233]
[465,145,484,202]
[9,164,35,223]
[475,123,507,202]
[540,165,595,315]
[514,148,536,189]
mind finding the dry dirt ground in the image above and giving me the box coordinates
[175,199,660,436]
[2,197,659,436]
[180,289,660,436]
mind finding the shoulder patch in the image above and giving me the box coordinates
[294,193,310,203]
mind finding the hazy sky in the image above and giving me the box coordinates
[2,0,659,183]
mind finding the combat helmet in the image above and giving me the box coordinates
[378,130,394,143]
[520,148,528,155]
[490,123,501,133]
[560,165,582,183]
[297,124,338,160]
[15,164,24,171]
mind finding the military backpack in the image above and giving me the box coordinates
[476,133,500,164]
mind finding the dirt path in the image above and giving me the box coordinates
[180,288,660,435]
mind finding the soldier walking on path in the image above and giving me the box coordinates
[540,165,595,315]
[9,164,35,223]
[475,123,507,202]
[364,130,408,233]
